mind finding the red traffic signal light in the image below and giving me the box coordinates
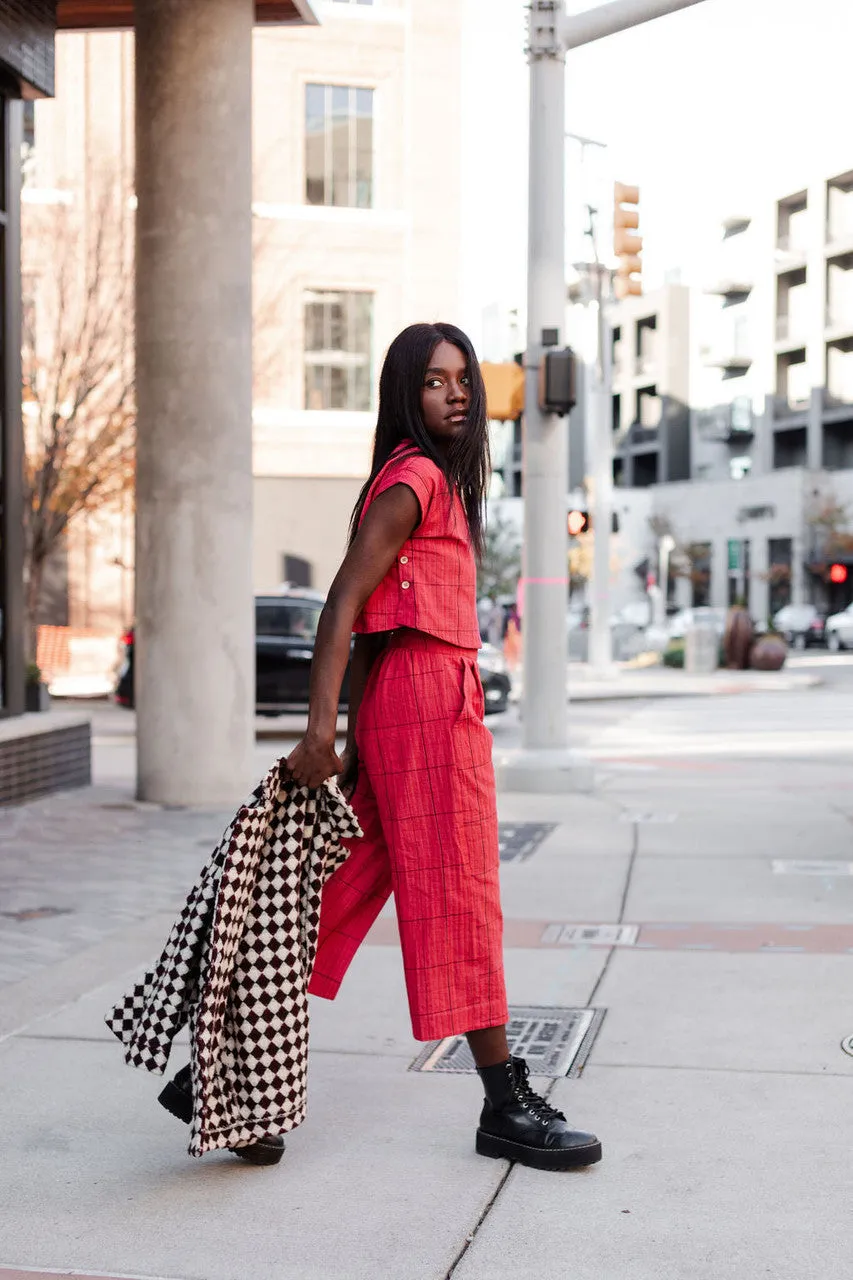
[567,510,589,537]
[829,562,848,585]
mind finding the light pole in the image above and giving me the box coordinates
[497,0,708,794]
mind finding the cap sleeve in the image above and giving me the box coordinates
[371,452,441,525]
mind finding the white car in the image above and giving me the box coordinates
[825,603,853,651]
[666,607,727,641]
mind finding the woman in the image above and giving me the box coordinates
[286,323,601,1171]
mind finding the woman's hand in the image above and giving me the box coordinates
[337,745,359,798]
[284,733,343,790]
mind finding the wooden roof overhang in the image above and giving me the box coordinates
[57,0,320,30]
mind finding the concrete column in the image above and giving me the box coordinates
[711,537,728,609]
[750,533,769,622]
[135,0,255,805]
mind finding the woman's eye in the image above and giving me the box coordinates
[426,378,442,388]
[461,376,470,386]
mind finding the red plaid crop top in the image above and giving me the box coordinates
[352,444,482,650]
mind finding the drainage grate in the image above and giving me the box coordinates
[772,860,853,877]
[410,1006,606,1078]
[540,923,638,947]
[0,906,73,922]
[499,822,557,863]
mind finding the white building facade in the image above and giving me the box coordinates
[568,163,853,626]
[251,0,464,593]
[29,0,465,637]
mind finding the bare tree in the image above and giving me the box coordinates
[478,506,522,600]
[21,180,135,656]
[806,492,853,571]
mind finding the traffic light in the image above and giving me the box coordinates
[481,361,526,422]
[829,563,848,585]
[613,181,642,299]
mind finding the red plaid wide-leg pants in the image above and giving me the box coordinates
[308,631,508,1041]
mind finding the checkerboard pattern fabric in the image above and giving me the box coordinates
[352,445,482,651]
[309,631,508,1040]
[105,767,361,1157]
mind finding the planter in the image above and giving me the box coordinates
[749,636,787,671]
[723,607,754,670]
[25,682,51,712]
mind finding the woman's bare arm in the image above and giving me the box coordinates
[285,484,420,788]
[337,632,389,794]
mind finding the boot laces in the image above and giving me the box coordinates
[512,1059,565,1127]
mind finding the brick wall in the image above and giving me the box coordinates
[0,0,55,97]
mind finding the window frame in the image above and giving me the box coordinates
[303,288,374,412]
[304,81,376,211]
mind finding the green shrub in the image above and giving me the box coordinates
[662,640,685,669]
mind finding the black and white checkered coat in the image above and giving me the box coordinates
[105,765,361,1157]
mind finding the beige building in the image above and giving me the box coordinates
[251,0,464,593]
[29,0,465,637]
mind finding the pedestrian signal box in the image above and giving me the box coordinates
[538,347,576,415]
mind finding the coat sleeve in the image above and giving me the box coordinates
[104,842,225,1074]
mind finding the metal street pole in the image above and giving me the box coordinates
[587,287,615,672]
[521,0,569,756]
[563,0,708,48]
[499,0,709,792]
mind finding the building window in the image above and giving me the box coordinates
[332,0,374,5]
[768,538,793,614]
[305,83,374,209]
[304,290,373,411]
[727,538,750,607]
[636,384,660,430]
[689,542,712,608]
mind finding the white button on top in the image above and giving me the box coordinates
[401,581,411,590]
[399,555,409,564]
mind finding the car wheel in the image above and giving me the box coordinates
[792,633,806,651]
[827,631,842,652]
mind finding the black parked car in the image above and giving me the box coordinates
[771,604,826,650]
[115,588,512,715]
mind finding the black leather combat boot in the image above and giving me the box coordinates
[158,1064,285,1166]
[475,1056,602,1171]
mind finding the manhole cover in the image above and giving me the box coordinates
[772,860,853,877]
[619,811,677,824]
[499,822,557,863]
[0,906,73,922]
[841,1035,853,1058]
[540,923,638,946]
[409,1006,605,1078]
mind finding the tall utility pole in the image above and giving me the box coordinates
[519,0,570,758]
[498,0,708,792]
[586,270,615,672]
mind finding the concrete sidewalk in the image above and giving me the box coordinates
[1,742,852,1279]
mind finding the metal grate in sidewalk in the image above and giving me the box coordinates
[409,1005,606,1078]
[498,822,558,862]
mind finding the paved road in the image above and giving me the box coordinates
[1,658,852,1280]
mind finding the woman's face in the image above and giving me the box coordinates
[421,340,471,447]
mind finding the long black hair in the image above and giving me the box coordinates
[348,322,490,558]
